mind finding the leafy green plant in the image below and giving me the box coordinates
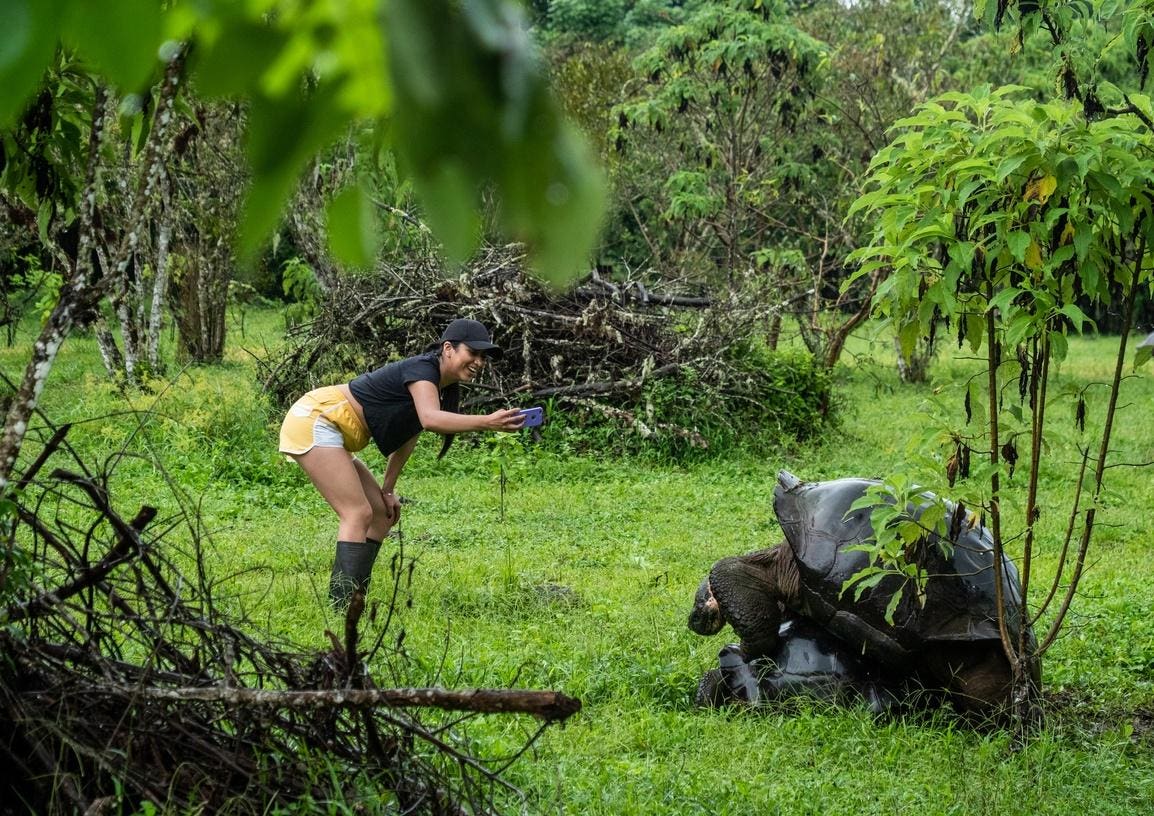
[482,431,533,523]
[9,255,63,327]
[281,257,323,329]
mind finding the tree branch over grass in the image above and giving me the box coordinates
[110,685,581,722]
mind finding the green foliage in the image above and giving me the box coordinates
[325,183,381,270]
[978,0,1154,111]
[531,349,836,463]
[385,0,606,284]
[548,0,629,41]
[481,431,536,522]
[280,257,322,328]
[842,477,952,623]
[850,86,1154,361]
[548,42,633,164]
[536,0,711,47]
[150,375,297,493]
[6,255,62,326]
[1136,331,1154,368]
[847,78,1154,675]
[621,0,712,47]
[0,56,98,250]
[0,492,32,608]
[612,0,829,280]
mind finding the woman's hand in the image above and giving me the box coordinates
[382,490,402,525]
[486,408,527,432]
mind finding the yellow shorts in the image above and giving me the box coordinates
[279,386,371,455]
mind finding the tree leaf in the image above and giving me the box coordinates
[412,159,481,263]
[240,87,351,256]
[65,0,163,91]
[385,0,605,284]
[0,0,65,127]
[1024,238,1043,270]
[193,19,287,98]
[1006,230,1031,262]
[1024,174,1057,204]
[987,286,1021,315]
[326,184,380,270]
[1057,303,1091,333]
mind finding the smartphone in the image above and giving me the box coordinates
[518,406,545,427]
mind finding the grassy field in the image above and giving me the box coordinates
[6,309,1154,815]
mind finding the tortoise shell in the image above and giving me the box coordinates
[772,470,1032,670]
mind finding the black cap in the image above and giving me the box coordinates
[437,318,503,360]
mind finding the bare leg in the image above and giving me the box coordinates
[291,447,375,542]
[353,457,394,541]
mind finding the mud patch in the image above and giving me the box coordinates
[1044,687,1154,744]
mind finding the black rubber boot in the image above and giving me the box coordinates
[329,538,382,609]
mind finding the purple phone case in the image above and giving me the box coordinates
[519,407,544,427]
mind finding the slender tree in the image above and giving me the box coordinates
[848,72,1154,723]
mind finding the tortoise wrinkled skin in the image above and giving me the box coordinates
[687,577,724,636]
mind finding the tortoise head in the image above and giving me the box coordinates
[688,575,724,635]
[702,553,786,658]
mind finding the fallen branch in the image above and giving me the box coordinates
[110,685,582,722]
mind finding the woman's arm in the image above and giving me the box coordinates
[382,435,419,495]
[379,435,419,525]
[408,380,524,434]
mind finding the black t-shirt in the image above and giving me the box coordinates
[349,352,441,456]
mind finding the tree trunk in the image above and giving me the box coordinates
[172,255,228,364]
[0,88,110,490]
[93,316,125,384]
[765,311,782,350]
[895,335,934,383]
[148,221,172,372]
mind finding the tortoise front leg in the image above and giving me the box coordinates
[709,556,784,658]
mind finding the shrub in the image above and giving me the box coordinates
[533,349,836,463]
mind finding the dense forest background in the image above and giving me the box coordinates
[4,0,1151,454]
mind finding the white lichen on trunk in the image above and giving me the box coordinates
[148,220,172,372]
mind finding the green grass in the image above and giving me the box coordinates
[5,309,1154,815]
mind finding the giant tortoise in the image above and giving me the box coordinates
[688,470,1039,715]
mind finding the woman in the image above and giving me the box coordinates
[279,318,526,607]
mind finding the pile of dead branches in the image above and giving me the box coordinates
[261,244,831,454]
[0,417,579,815]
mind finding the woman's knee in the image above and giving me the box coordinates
[336,501,376,531]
